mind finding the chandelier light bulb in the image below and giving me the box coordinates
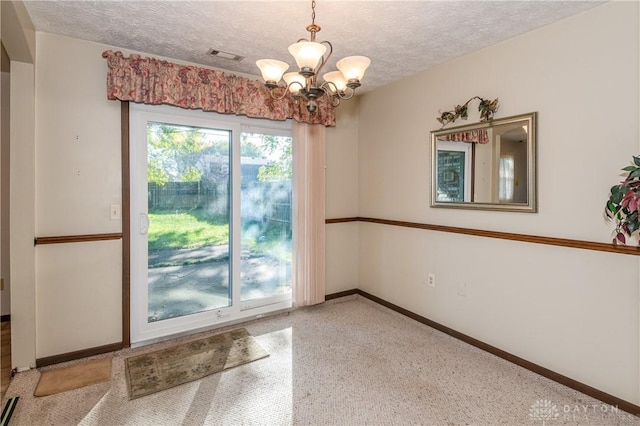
[256,59,289,86]
[288,41,327,75]
[322,71,347,93]
[336,56,371,83]
[283,72,306,94]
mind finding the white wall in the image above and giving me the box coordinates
[34,32,122,358]
[1,0,38,370]
[356,1,639,404]
[1,70,10,317]
[9,61,36,369]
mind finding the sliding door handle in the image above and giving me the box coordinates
[140,213,149,235]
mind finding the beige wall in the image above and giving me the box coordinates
[356,1,640,404]
[326,99,359,294]
[34,32,122,359]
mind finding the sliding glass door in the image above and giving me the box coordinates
[145,121,232,323]
[240,132,293,308]
[130,104,292,345]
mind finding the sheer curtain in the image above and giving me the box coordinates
[292,122,326,307]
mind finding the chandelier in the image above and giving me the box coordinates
[256,0,371,114]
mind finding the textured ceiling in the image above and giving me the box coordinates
[23,1,603,92]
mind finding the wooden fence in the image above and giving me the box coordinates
[148,181,291,228]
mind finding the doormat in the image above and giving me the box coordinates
[34,358,112,397]
[125,327,269,399]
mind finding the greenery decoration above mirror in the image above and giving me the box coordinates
[431,112,537,212]
[437,96,500,128]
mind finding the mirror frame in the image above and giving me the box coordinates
[431,112,537,212]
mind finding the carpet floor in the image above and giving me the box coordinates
[34,358,112,397]
[1,295,638,425]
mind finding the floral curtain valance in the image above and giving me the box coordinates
[102,50,336,127]
[439,130,489,144]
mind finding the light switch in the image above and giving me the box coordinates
[110,204,121,220]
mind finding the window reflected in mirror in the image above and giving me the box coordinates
[431,112,536,212]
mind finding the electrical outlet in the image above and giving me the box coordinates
[428,273,435,288]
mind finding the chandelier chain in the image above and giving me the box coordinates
[311,0,316,25]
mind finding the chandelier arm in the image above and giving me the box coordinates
[288,81,306,98]
[315,40,333,77]
[337,86,355,100]
[267,81,309,101]
[319,82,355,100]
[268,85,294,101]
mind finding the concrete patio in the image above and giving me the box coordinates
[147,245,291,322]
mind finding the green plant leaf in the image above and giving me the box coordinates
[605,200,618,214]
[622,165,637,172]
[630,169,640,180]
[609,185,626,204]
[633,156,640,167]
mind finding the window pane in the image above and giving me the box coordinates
[240,132,293,302]
[146,122,231,322]
[499,154,515,202]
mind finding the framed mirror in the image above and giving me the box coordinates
[431,112,537,212]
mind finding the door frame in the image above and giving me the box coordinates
[127,103,293,347]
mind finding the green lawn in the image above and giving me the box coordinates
[148,210,229,252]
[148,209,292,260]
